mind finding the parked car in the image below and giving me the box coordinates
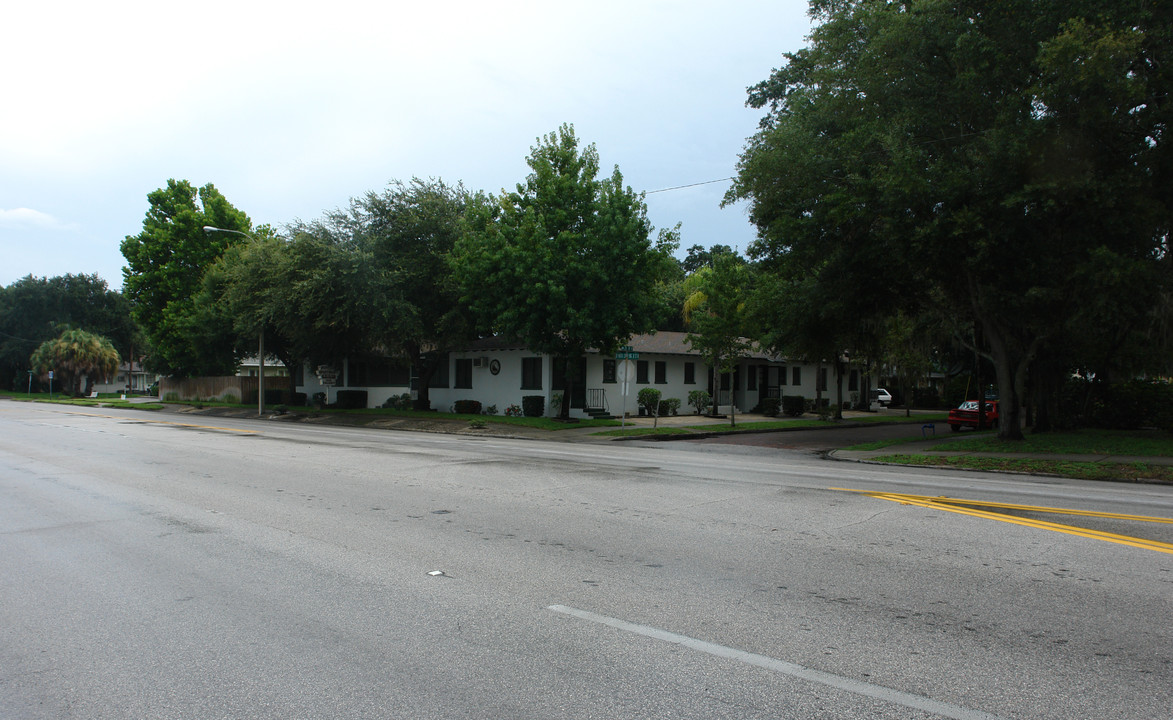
[948,400,999,431]
[869,388,893,406]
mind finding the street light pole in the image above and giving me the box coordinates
[203,225,265,417]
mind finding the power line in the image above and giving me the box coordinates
[645,177,735,195]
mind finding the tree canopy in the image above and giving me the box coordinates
[452,124,676,418]
[729,0,1173,439]
[0,274,137,391]
[121,179,252,377]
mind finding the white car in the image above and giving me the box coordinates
[869,388,893,406]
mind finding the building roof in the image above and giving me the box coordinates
[465,331,782,361]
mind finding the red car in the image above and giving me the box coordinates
[948,400,999,431]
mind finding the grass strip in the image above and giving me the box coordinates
[872,453,1173,483]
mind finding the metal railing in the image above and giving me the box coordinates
[586,388,607,412]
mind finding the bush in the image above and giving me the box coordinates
[637,387,662,416]
[688,389,712,414]
[760,397,781,417]
[333,389,368,409]
[291,392,307,407]
[522,395,545,417]
[484,404,498,415]
[453,399,483,415]
[381,393,413,409]
[782,395,805,417]
[658,398,681,416]
[504,403,523,417]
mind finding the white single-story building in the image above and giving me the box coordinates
[295,332,875,417]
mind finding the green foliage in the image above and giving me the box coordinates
[637,387,662,415]
[504,403,523,417]
[0,274,138,391]
[760,397,781,417]
[522,395,545,417]
[453,125,673,419]
[683,254,755,377]
[658,397,681,416]
[687,389,712,415]
[782,395,805,417]
[121,180,250,377]
[381,393,413,409]
[730,1,1173,439]
[29,328,120,396]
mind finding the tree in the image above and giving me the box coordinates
[453,124,673,419]
[29,328,120,396]
[121,179,251,377]
[346,178,475,410]
[0,274,138,391]
[683,253,755,425]
[729,0,1172,439]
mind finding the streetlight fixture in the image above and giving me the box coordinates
[203,225,267,417]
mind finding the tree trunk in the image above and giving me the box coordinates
[834,358,844,420]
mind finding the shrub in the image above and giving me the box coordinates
[637,387,662,416]
[760,397,781,417]
[658,398,681,416]
[688,389,712,414]
[468,417,487,429]
[381,393,413,409]
[291,392,308,407]
[312,391,327,408]
[504,403,523,417]
[782,395,805,417]
[453,399,483,415]
[334,390,368,409]
[522,395,545,417]
[550,392,563,416]
[163,391,181,402]
[484,404,498,415]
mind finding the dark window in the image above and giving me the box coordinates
[849,369,859,392]
[779,365,787,385]
[603,359,616,384]
[747,365,757,391]
[427,353,450,389]
[521,357,542,389]
[636,360,649,384]
[684,362,695,384]
[720,372,731,391]
[818,367,828,392]
[454,358,473,389]
[654,361,667,384]
[792,366,801,386]
[759,366,769,390]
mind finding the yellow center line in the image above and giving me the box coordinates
[832,488,1173,555]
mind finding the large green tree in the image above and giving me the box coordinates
[453,125,674,419]
[29,328,120,396]
[682,253,755,424]
[0,274,137,391]
[729,0,1172,439]
[344,178,475,410]
[121,180,251,377]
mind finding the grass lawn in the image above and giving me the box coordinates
[944,428,1173,456]
[595,413,948,438]
[870,453,1173,483]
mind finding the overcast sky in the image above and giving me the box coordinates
[1,1,813,290]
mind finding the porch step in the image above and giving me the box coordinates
[584,408,615,420]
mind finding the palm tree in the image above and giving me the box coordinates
[30,329,120,396]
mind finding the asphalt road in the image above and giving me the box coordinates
[2,401,1171,719]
